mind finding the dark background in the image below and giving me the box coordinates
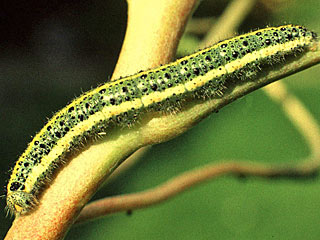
[1,0,320,239]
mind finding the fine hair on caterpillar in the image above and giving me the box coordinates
[6,24,317,216]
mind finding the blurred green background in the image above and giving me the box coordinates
[1,0,320,239]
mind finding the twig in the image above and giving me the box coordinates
[76,159,320,223]
[199,0,258,48]
[185,17,216,35]
[264,73,320,158]
[107,147,150,183]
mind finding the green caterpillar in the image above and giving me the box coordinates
[6,24,317,216]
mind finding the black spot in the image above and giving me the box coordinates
[202,65,208,73]
[164,73,171,79]
[265,39,271,45]
[286,34,293,40]
[10,182,22,191]
[47,126,52,131]
[68,106,74,113]
[40,143,46,149]
[110,98,116,105]
[24,162,29,167]
[256,32,262,36]
[89,110,94,115]
[242,40,248,46]
[125,96,131,101]
[232,51,239,58]
[122,87,128,93]
[99,88,106,94]
[205,55,212,61]
[55,132,61,138]
[151,84,158,91]
[85,103,90,109]
[193,68,200,76]
[59,121,64,126]
[141,74,147,79]
[168,83,173,87]
[142,88,148,92]
[34,141,39,145]
[221,43,227,48]
[79,115,84,121]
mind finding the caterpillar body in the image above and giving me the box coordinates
[6,25,317,216]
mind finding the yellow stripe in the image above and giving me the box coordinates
[141,85,186,106]
[185,37,309,92]
[24,98,143,192]
[184,67,227,91]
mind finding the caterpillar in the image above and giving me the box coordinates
[6,25,317,216]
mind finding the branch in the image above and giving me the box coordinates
[77,158,320,223]
[199,0,258,48]
[264,82,320,157]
